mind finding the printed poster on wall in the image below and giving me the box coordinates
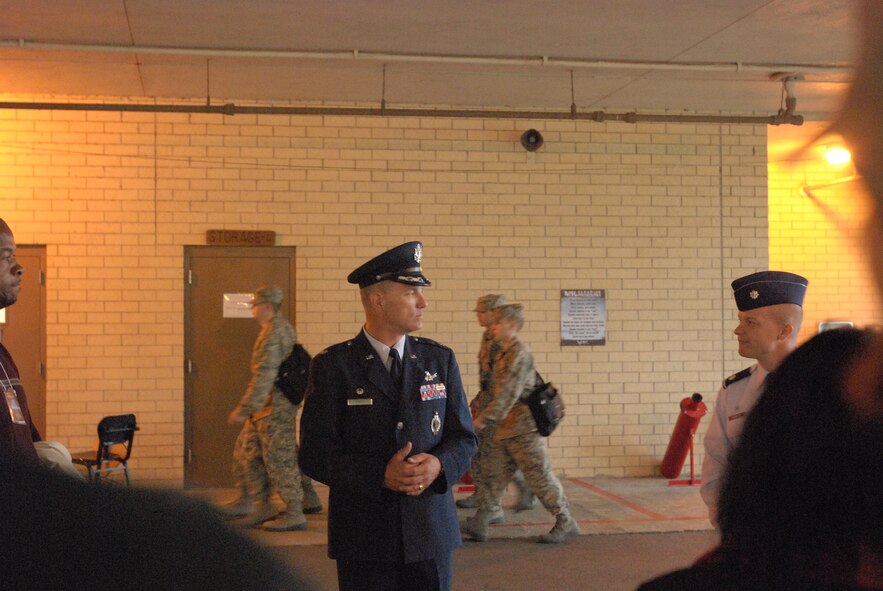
[560,289,606,346]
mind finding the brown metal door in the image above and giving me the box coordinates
[0,246,47,435]
[184,246,296,488]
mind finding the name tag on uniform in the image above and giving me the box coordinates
[347,398,373,406]
[728,412,747,421]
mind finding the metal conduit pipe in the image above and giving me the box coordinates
[0,101,804,125]
[0,39,850,76]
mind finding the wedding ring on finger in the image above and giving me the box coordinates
[418,483,423,490]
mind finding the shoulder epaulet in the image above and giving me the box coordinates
[320,340,353,355]
[723,367,752,388]
[410,336,450,351]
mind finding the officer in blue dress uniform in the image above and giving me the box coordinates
[298,241,477,591]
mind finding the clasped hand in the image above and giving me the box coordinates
[383,441,441,496]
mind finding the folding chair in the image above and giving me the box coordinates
[71,414,138,485]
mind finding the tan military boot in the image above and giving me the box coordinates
[262,503,308,532]
[301,478,323,514]
[233,502,278,528]
[216,497,253,520]
[538,511,580,544]
[462,510,494,542]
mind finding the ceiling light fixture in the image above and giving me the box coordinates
[824,146,851,166]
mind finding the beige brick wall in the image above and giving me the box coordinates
[0,104,770,485]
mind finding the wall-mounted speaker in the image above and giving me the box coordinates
[520,129,544,152]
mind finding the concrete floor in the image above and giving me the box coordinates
[195,477,719,590]
[273,530,719,591]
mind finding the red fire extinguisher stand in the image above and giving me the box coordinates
[661,393,707,486]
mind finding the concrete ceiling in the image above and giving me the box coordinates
[0,0,859,119]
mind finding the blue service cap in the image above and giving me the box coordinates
[347,241,432,289]
[731,271,808,311]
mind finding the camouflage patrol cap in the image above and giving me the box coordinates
[347,241,431,289]
[252,285,284,306]
[493,303,525,325]
[474,294,507,312]
[731,271,808,311]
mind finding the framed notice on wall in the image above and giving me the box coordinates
[560,289,606,346]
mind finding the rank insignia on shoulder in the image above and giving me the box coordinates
[724,367,752,388]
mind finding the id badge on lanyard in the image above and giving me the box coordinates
[4,387,27,425]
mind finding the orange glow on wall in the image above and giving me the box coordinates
[768,129,882,343]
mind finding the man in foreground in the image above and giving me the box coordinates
[299,241,476,591]
[0,217,80,479]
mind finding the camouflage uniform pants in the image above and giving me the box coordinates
[469,428,503,512]
[232,405,303,506]
[475,431,567,517]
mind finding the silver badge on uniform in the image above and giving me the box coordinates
[424,371,437,382]
[431,411,441,435]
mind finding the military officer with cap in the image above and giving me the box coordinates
[298,241,477,591]
[701,270,808,526]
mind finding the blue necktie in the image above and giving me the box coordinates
[389,348,403,390]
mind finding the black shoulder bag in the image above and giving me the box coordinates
[524,371,565,436]
[274,343,312,405]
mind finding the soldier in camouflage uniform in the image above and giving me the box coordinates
[463,303,580,544]
[456,294,535,516]
[220,285,322,531]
